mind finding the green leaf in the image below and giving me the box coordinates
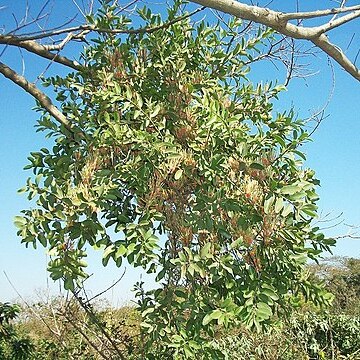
[102,244,114,266]
[263,195,274,214]
[261,288,279,301]
[156,268,166,282]
[115,244,127,258]
[136,93,143,108]
[282,203,293,217]
[150,104,161,118]
[14,216,27,229]
[202,309,222,326]
[104,112,110,123]
[274,197,283,213]
[301,204,318,217]
[280,184,300,195]
[189,340,201,350]
[64,277,74,292]
[250,162,264,170]
[184,345,193,357]
[200,242,212,259]
[256,302,272,319]
[174,169,183,180]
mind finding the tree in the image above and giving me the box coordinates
[0,0,354,358]
[310,256,360,316]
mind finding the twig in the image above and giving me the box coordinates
[61,310,111,360]
[72,286,127,360]
[3,271,64,340]
[282,4,360,21]
[85,268,127,304]
[5,6,206,41]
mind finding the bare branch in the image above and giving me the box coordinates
[0,61,74,132]
[84,269,126,305]
[7,5,205,42]
[0,35,80,70]
[312,34,359,80]
[317,10,360,33]
[72,0,87,19]
[334,234,360,239]
[282,5,360,21]
[72,290,126,360]
[42,31,88,51]
[190,0,360,81]
[3,271,64,341]
[60,310,111,360]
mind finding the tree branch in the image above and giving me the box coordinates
[317,10,360,33]
[312,34,360,81]
[0,61,74,132]
[5,6,205,42]
[282,5,360,21]
[0,35,80,70]
[190,0,360,81]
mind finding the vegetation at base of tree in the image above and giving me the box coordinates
[1,257,359,359]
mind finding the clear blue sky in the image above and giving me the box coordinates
[0,0,359,305]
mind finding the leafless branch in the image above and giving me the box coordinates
[72,290,126,360]
[317,10,360,33]
[333,223,360,239]
[282,5,360,21]
[190,0,360,81]
[60,310,111,360]
[0,35,80,69]
[84,269,126,305]
[3,271,64,341]
[5,5,205,41]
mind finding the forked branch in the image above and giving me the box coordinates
[191,0,360,81]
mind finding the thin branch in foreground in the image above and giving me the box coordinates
[6,5,206,41]
[84,268,127,305]
[61,310,111,360]
[3,271,64,341]
[72,290,126,360]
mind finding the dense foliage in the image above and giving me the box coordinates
[14,0,336,357]
[0,302,34,359]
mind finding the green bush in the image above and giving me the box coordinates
[0,302,34,360]
[211,329,308,360]
[288,312,360,359]
[331,315,360,356]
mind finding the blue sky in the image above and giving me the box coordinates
[0,0,359,305]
